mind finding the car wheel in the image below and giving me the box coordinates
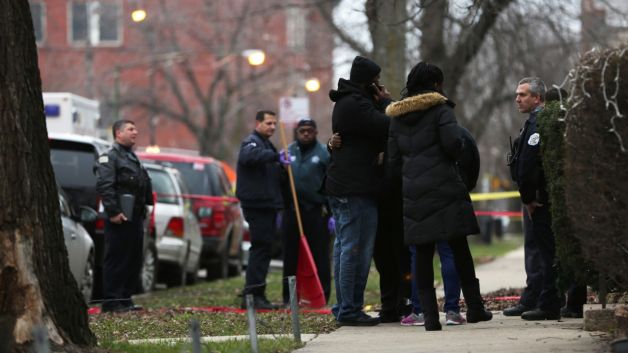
[139,241,158,293]
[80,252,95,304]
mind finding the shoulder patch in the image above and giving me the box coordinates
[98,155,109,164]
[528,133,540,146]
[247,142,257,147]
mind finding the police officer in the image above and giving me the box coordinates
[506,77,561,320]
[236,110,287,309]
[281,118,331,304]
[96,119,153,313]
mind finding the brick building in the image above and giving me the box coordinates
[30,0,335,162]
[581,0,628,52]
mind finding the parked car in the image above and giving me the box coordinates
[144,163,202,287]
[49,133,157,296]
[58,189,96,303]
[138,151,244,279]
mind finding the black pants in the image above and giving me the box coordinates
[414,236,479,290]
[243,208,277,297]
[281,206,331,303]
[565,283,587,311]
[527,205,561,312]
[520,206,543,307]
[102,218,144,310]
[373,191,411,316]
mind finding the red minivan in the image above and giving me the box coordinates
[137,151,244,279]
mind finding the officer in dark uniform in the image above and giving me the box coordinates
[96,119,153,313]
[506,77,561,320]
[236,110,287,310]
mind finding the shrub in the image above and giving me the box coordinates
[563,48,628,290]
[537,101,597,288]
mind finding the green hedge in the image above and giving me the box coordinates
[537,101,597,289]
[563,48,628,290]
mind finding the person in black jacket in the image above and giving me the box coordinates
[503,79,562,321]
[236,110,287,310]
[326,56,391,326]
[96,119,153,313]
[387,62,492,331]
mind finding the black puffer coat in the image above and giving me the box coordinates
[325,78,390,197]
[386,91,480,245]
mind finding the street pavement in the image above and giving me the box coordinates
[295,246,610,353]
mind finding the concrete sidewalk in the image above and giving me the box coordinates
[296,246,610,353]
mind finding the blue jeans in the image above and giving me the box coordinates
[410,241,461,313]
[329,196,378,321]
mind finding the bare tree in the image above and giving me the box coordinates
[0,1,96,352]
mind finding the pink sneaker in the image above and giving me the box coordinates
[446,311,467,325]
[400,313,425,326]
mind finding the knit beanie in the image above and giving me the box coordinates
[349,56,381,84]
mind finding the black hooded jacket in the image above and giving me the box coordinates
[387,91,480,245]
[325,78,391,197]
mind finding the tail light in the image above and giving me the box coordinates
[95,218,105,232]
[149,192,157,235]
[165,217,184,238]
[198,205,226,237]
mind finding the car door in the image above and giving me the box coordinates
[172,170,202,272]
[59,192,81,282]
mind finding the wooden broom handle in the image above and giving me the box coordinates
[278,121,305,238]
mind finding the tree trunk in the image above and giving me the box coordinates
[367,0,407,100]
[0,2,96,352]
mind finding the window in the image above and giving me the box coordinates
[69,1,122,46]
[147,169,179,205]
[286,7,306,52]
[30,2,45,43]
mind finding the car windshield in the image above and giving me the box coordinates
[50,144,96,188]
[147,169,178,204]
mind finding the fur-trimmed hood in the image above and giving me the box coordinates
[385,92,452,118]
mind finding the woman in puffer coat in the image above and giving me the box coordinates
[386,62,492,331]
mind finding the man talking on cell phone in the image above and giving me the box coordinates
[96,119,153,313]
[326,55,392,326]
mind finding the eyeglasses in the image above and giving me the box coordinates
[296,127,315,134]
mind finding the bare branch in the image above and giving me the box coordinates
[315,1,371,56]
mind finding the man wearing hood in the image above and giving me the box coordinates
[326,55,391,326]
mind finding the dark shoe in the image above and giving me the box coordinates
[125,304,144,311]
[337,312,380,327]
[560,306,583,318]
[503,304,532,317]
[102,304,130,313]
[521,308,560,321]
[461,279,493,323]
[417,288,442,331]
[241,295,281,310]
[378,310,401,323]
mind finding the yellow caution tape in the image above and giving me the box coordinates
[470,191,520,201]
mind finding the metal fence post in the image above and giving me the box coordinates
[288,276,301,344]
[246,294,259,353]
[190,319,201,353]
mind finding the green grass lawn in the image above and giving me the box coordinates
[93,235,522,352]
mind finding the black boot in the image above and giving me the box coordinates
[461,279,493,323]
[417,288,442,331]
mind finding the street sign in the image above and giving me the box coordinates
[279,96,309,125]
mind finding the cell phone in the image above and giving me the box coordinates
[367,83,382,95]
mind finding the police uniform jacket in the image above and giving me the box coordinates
[386,91,480,245]
[236,130,284,210]
[96,143,153,219]
[511,108,546,204]
[287,141,330,211]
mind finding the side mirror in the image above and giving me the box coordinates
[197,207,213,218]
[78,206,98,223]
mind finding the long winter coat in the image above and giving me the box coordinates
[386,91,480,245]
